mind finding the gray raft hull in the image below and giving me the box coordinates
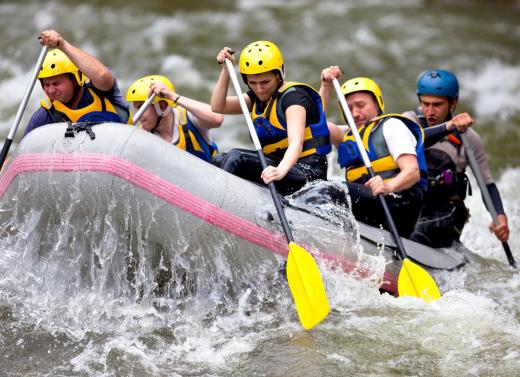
[0,123,468,295]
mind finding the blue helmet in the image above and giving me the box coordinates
[416,69,459,100]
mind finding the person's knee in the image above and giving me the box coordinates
[211,152,227,168]
[219,148,254,174]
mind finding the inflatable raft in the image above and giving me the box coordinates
[0,123,467,296]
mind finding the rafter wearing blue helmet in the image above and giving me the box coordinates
[402,69,509,248]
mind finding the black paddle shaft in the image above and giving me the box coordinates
[366,166,409,260]
[460,132,516,268]
[502,242,517,268]
[0,139,13,168]
[223,55,295,245]
[257,150,295,243]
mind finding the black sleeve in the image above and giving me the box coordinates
[423,122,450,147]
[279,88,320,125]
[486,183,505,215]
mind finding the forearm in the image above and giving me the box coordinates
[176,96,223,129]
[486,182,505,215]
[319,65,342,114]
[280,106,306,173]
[387,153,420,192]
[423,122,449,147]
[211,68,233,113]
[319,82,333,113]
[386,167,420,192]
[277,141,302,176]
[327,122,344,147]
[60,40,114,91]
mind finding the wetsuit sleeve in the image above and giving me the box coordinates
[23,108,53,137]
[279,88,320,125]
[423,123,450,147]
[465,129,494,184]
[487,183,505,215]
[463,129,503,214]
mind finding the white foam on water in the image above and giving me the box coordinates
[321,270,520,374]
[1,1,520,375]
[160,55,206,91]
[460,60,520,121]
[462,167,520,262]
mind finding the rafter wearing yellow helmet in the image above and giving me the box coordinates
[319,66,427,238]
[24,29,130,137]
[210,41,331,196]
[239,40,285,82]
[38,49,85,87]
[126,74,223,163]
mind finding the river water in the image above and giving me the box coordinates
[0,1,520,376]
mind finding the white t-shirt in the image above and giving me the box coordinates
[170,107,213,145]
[381,118,417,162]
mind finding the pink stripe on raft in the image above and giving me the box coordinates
[0,153,290,255]
[0,153,397,291]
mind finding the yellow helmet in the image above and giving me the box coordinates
[341,77,384,113]
[239,40,285,79]
[38,49,85,86]
[126,75,175,107]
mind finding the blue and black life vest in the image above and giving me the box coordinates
[338,114,428,191]
[414,108,469,201]
[174,107,218,162]
[250,82,331,159]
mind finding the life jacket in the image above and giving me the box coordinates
[40,84,129,124]
[174,107,218,162]
[414,108,469,203]
[338,114,428,191]
[250,82,331,159]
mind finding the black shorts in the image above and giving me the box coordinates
[410,201,469,247]
[346,182,424,238]
[211,148,328,195]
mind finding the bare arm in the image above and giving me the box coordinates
[366,154,420,195]
[261,105,305,183]
[389,154,420,191]
[177,96,223,129]
[327,121,346,147]
[39,29,115,91]
[319,65,342,114]
[150,82,223,129]
[211,47,250,114]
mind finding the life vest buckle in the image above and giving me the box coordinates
[64,121,98,140]
[431,169,453,186]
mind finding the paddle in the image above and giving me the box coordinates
[132,92,157,125]
[0,46,48,168]
[332,78,441,302]
[459,132,516,268]
[224,57,330,330]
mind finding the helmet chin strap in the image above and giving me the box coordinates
[154,103,171,117]
[150,103,171,134]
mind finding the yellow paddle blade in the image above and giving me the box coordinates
[286,241,330,330]
[398,258,441,303]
